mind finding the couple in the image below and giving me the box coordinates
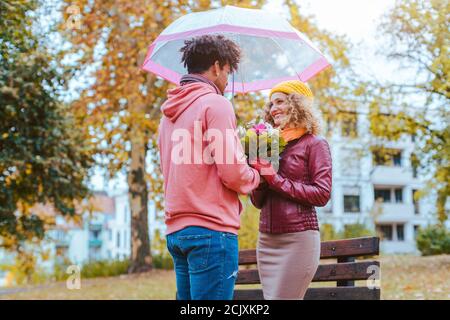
[158,35,332,300]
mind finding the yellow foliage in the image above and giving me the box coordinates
[238,196,260,250]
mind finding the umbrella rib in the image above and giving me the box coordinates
[221,6,227,25]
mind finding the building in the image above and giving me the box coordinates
[316,110,438,254]
[50,192,118,265]
[50,191,158,265]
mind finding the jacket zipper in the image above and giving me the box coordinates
[270,196,273,233]
[269,197,273,233]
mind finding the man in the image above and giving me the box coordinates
[158,35,260,300]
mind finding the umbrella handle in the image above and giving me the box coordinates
[232,72,235,108]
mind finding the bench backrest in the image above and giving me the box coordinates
[234,236,381,300]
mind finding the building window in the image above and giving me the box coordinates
[412,164,418,178]
[411,152,419,178]
[372,148,402,167]
[396,224,404,241]
[344,195,360,213]
[374,189,391,202]
[91,230,100,240]
[376,224,393,241]
[394,188,403,203]
[413,189,420,214]
[116,231,121,248]
[392,153,402,166]
[375,187,404,203]
[377,223,406,241]
[341,112,358,138]
[414,225,420,238]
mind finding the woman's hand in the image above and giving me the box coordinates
[256,175,268,189]
[250,158,277,179]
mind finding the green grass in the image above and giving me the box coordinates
[1,255,449,300]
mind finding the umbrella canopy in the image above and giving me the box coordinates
[141,5,330,93]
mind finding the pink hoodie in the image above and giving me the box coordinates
[158,82,260,235]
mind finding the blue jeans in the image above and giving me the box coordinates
[166,226,239,300]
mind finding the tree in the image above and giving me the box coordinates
[60,0,265,273]
[371,0,449,223]
[0,0,94,251]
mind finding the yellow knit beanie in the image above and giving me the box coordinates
[269,80,314,99]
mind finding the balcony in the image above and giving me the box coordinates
[89,239,103,247]
[89,223,103,231]
[55,239,70,247]
[53,230,70,247]
[373,203,415,223]
[371,166,413,185]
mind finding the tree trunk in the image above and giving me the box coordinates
[127,132,152,273]
[437,188,448,225]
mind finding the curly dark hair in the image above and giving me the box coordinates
[180,34,241,74]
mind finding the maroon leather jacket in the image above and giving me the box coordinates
[250,133,332,234]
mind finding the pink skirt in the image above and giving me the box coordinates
[257,230,320,300]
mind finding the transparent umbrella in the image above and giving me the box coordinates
[141,5,330,93]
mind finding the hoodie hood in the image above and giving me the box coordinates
[161,82,217,122]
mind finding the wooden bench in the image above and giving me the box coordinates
[234,236,381,300]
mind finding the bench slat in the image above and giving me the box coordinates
[234,287,380,300]
[238,249,257,265]
[236,260,380,284]
[238,237,379,265]
[321,237,379,259]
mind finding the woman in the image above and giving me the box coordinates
[250,80,332,300]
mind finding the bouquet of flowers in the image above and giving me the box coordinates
[239,120,287,161]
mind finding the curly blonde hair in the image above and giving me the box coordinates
[264,93,322,135]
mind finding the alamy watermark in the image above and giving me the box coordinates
[66,265,81,290]
[366,264,381,289]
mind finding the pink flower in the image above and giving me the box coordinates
[252,123,268,135]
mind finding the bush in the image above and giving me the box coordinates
[151,228,174,269]
[320,223,375,241]
[340,223,376,239]
[416,225,450,256]
[152,253,174,270]
[320,223,338,241]
[80,259,130,278]
[52,260,72,282]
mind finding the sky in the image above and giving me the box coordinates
[264,0,400,80]
[91,0,400,193]
[266,0,395,42]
